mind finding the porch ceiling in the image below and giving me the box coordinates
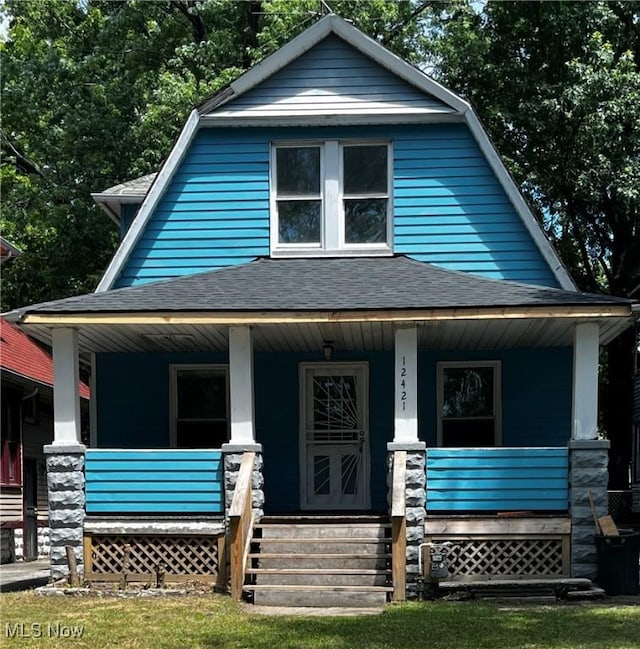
[19,314,629,356]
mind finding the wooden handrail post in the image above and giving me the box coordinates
[391,450,407,602]
[229,452,255,601]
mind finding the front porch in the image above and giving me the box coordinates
[66,442,590,598]
[7,258,632,602]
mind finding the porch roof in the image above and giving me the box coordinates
[6,256,632,316]
[6,257,632,354]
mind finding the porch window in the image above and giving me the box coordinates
[437,361,501,447]
[170,365,229,449]
[1,387,22,486]
[271,141,392,254]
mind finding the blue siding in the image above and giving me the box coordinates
[85,449,224,514]
[115,124,559,289]
[95,352,227,447]
[426,448,569,511]
[213,35,448,116]
[96,347,570,512]
[418,348,572,447]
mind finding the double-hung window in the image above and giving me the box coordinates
[271,141,392,254]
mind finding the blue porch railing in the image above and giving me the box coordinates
[426,447,569,512]
[85,449,224,514]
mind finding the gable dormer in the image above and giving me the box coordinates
[95,15,573,292]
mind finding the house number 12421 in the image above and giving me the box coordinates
[400,355,407,411]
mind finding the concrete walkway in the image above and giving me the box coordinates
[0,560,50,592]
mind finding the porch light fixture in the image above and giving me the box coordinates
[323,340,335,361]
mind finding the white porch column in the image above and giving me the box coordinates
[394,326,418,443]
[572,322,600,440]
[52,327,81,445]
[228,325,255,444]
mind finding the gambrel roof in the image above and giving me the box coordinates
[94,13,575,292]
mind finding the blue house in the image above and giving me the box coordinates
[7,15,634,605]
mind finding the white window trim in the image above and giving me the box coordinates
[270,140,393,256]
[169,364,230,448]
[436,360,502,446]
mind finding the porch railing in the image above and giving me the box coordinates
[390,450,406,602]
[229,452,255,601]
[85,449,224,514]
[426,447,569,512]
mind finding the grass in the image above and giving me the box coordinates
[1,593,639,649]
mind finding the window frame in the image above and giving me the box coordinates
[169,364,230,449]
[436,360,502,447]
[1,388,22,487]
[270,140,393,256]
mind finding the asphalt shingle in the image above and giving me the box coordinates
[9,256,630,316]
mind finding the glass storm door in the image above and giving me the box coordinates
[301,364,370,510]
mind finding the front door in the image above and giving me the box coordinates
[300,363,370,510]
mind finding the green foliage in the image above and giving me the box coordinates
[0,0,432,311]
[426,1,640,296]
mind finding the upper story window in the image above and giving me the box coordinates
[271,141,392,255]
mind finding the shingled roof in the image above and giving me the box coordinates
[0,317,90,398]
[7,257,631,318]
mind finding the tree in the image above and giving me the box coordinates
[425,1,640,487]
[1,0,429,312]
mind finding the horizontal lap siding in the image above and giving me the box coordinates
[115,123,558,288]
[212,36,449,116]
[85,450,224,514]
[394,126,558,287]
[114,132,271,288]
[426,448,569,512]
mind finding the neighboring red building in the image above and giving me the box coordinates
[0,316,89,562]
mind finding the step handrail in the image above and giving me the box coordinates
[391,450,407,601]
[229,451,255,601]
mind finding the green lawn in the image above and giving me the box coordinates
[1,593,639,649]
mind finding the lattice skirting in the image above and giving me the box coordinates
[84,534,226,586]
[442,537,568,581]
[424,517,571,582]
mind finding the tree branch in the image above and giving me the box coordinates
[382,1,432,45]
[169,0,207,43]
[0,130,44,177]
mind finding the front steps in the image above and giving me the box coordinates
[243,516,393,607]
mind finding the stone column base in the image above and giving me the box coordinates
[222,444,265,522]
[569,439,609,579]
[44,444,86,582]
[388,442,426,599]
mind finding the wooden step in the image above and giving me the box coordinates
[245,584,393,592]
[246,584,391,608]
[249,553,390,560]
[260,515,389,524]
[247,515,393,606]
[255,524,390,539]
[247,567,391,587]
[253,537,389,543]
[249,552,390,570]
[247,568,391,575]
